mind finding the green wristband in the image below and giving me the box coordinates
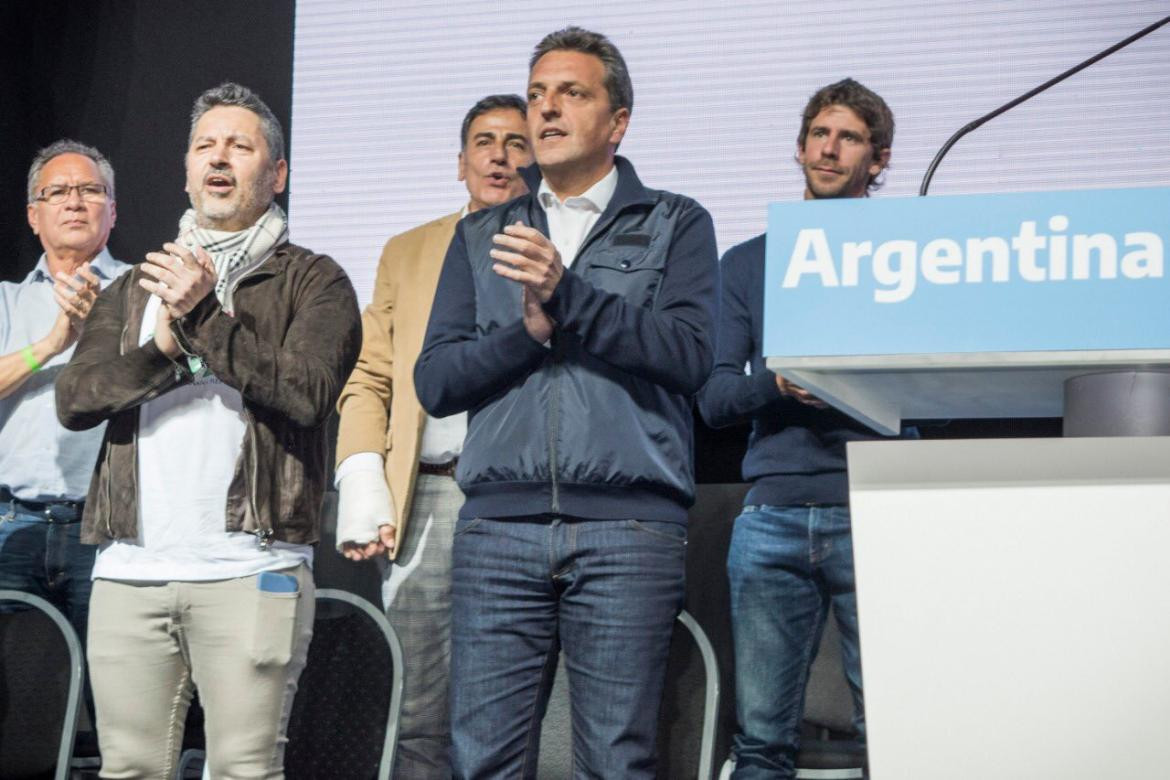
[20,345,41,373]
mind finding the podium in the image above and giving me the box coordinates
[764,187,1170,779]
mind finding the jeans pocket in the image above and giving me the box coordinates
[453,517,484,537]
[250,579,300,667]
[627,518,687,547]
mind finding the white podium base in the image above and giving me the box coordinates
[847,437,1170,780]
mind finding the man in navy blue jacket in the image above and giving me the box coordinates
[698,79,896,779]
[414,26,718,779]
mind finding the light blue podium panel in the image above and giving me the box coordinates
[762,187,1170,433]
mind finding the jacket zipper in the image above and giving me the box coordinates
[109,299,134,539]
[547,354,561,514]
[238,272,273,549]
[542,212,620,516]
[103,443,115,538]
[121,297,183,538]
[244,408,270,549]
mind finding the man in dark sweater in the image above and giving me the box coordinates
[697,79,895,779]
[414,27,718,778]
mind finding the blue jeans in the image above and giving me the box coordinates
[449,515,686,779]
[727,505,864,779]
[0,505,95,647]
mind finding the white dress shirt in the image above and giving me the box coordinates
[537,165,619,268]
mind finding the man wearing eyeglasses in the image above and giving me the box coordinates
[0,139,128,650]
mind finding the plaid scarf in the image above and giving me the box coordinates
[177,203,288,316]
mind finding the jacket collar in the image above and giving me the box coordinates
[519,155,654,220]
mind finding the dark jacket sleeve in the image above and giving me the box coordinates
[542,202,719,396]
[57,271,186,431]
[697,242,787,428]
[413,225,550,417]
[171,254,362,429]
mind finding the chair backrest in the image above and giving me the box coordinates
[536,610,721,780]
[657,610,721,780]
[284,588,404,780]
[802,611,856,733]
[0,590,84,780]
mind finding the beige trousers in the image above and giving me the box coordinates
[87,564,314,779]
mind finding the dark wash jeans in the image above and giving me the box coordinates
[449,515,686,779]
[0,505,95,646]
[727,505,864,780]
[0,502,98,741]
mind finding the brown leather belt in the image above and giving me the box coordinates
[417,459,458,478]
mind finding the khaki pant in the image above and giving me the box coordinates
[87,565,314,779]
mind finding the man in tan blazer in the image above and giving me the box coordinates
[333,93,532,777]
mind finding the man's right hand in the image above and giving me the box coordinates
[336,467,397,560]
[776,373,829,409]
[139,242,217,320]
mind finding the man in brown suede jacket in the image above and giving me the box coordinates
[56,82,360,778]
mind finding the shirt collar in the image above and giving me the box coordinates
[28,247,118,283]
[537,165,619,214]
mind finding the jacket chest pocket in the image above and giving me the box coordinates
[584,248,666,308]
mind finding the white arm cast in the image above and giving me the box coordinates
[334,453,395,552]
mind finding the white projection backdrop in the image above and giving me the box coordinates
[289,1,1170,305]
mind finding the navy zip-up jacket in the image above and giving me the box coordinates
[697,234,893,507]
[414,157,718,523]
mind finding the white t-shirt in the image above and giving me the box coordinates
[92,294,313,582]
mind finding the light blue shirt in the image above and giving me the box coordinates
[0,249,131,501]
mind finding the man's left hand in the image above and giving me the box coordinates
[490,222,563,303]
[52,263,101,334]
[777,373,829,409]
[522,285,555,344]
[139,242,217,319]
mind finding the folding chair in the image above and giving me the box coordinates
[0,589,84,780]
[284,587,404,779]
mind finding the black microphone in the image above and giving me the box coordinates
[919,14,1170,196]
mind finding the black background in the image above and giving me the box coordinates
[0,0,295,282]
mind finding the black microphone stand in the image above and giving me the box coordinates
[919,14,1170,196]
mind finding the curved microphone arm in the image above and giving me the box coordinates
[919,14,1170,196]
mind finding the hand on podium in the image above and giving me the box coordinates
[777,373,829,409]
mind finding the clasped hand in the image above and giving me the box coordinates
[139,242,217,320]
[491,222,558,343]
[47,264,101,352]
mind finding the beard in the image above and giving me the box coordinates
[190,167,276,230]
